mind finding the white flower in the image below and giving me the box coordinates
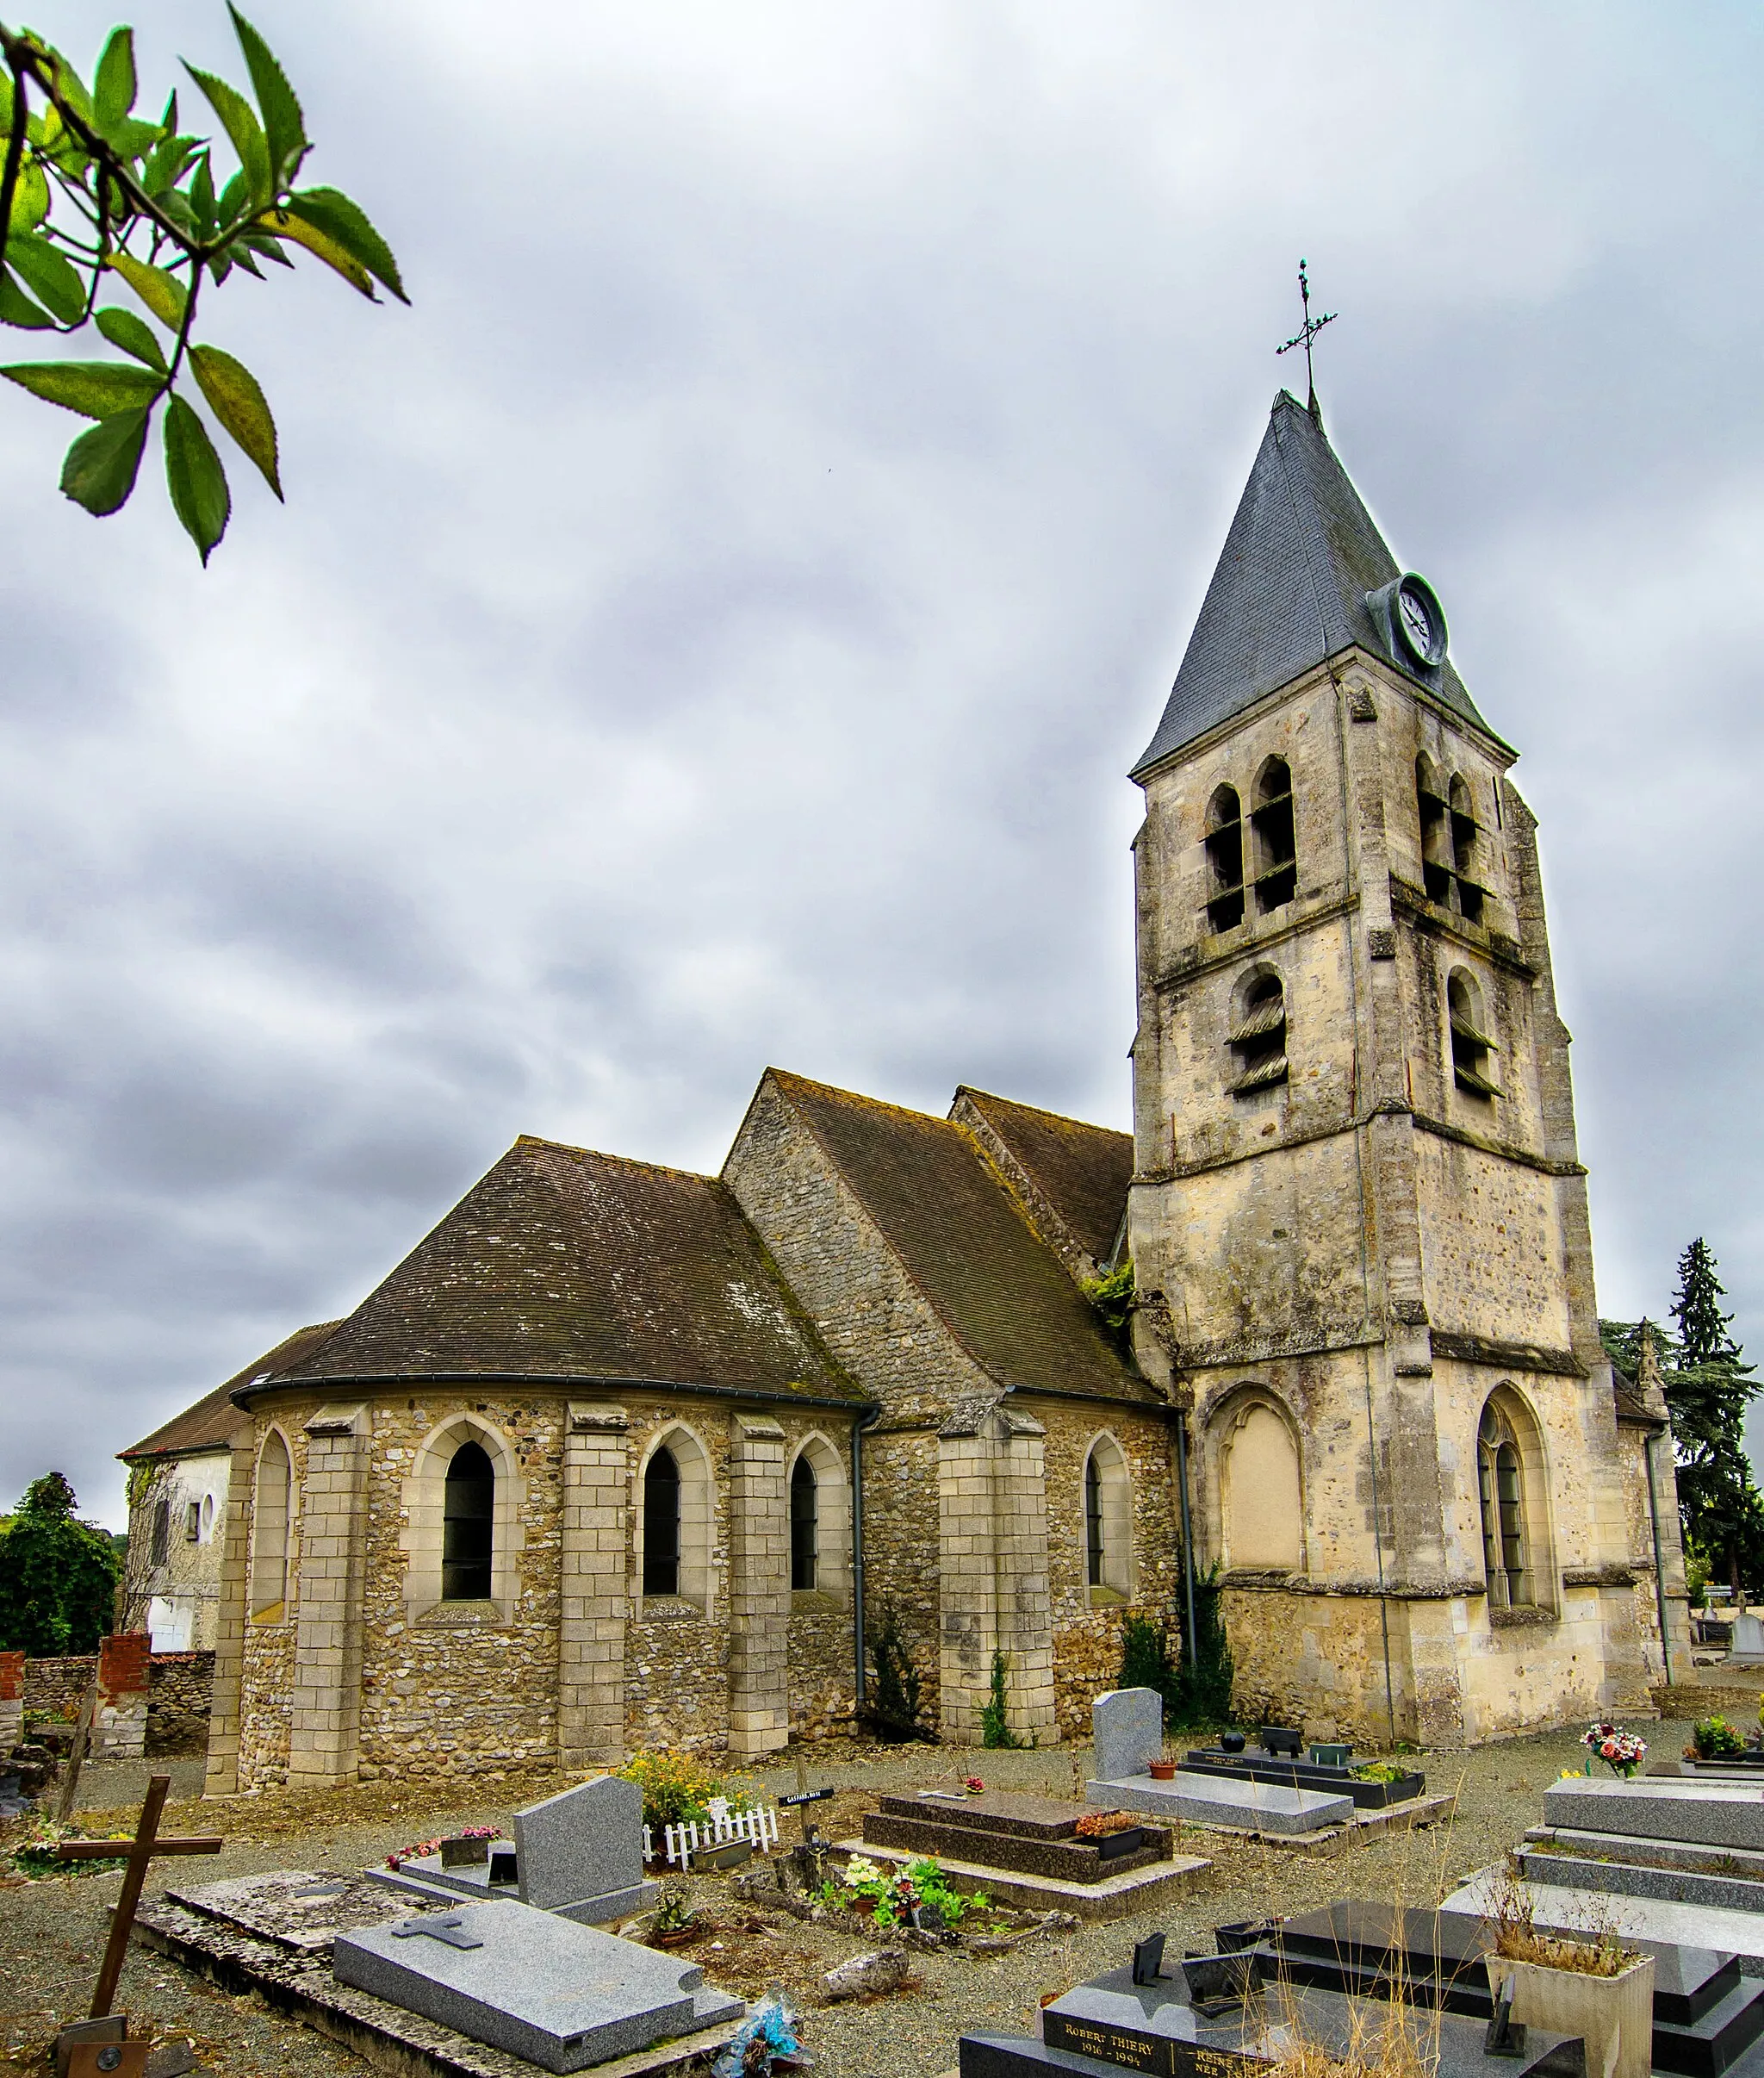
[843,1856,880,1888]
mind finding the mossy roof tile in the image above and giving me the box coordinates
[252,1137,859,1401]
[954,1086,1132,1267]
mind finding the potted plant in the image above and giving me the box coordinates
[1486,1861,1653,2078]
[648,1883,701,1950]
[1147,1748,1177,1782]
[1687,1714,1747,1763]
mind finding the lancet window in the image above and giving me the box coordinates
[1251,756,1297,911]
[1204,785,1245,933]
[441,1440,494,1602]
[1447,968,1499,1098]
[1228,969,1289,1096]
[791,1453,817,1591]
[1478,1399,1531,1610]
[252,1430,291,1619]
[642,1445,680,1596]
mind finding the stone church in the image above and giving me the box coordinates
[129,389,1689,1790]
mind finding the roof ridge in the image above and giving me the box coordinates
[765,1067,950,1131]
[512,1133,719,1186]
[953,1084,1130,1141]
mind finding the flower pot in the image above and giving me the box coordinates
[1148,1760,1177,1781]
[650,1926,699,1950]
[1486,1951,1655,2078]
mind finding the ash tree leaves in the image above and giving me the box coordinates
[0,6,405,560]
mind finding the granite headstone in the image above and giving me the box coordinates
[1092,1689,1163,1785]
[514,1774,660,1925]
[1730,1612,1764,1664]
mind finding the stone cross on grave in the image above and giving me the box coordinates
[391,1914,485,1950]
[56,1774,221,2017]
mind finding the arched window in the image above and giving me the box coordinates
[1416,753,1451,906]
[151,1496,171,1566]
[1478,1399,1531,1609]
[1447,968,1498,1098]
[252,1430,291,1619]
[791,1454,817,1590]
[1204,785,1245,934]
[642,1445,680,1596]
[1229,969,1288,1096]
[1220,1397,1303,1572]
[1083,1435,1132,1601]
[1449,775,1485,924]
[1252,756,1296,912]
[442,1440,494,1602]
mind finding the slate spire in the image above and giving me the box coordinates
[1132,391,1489,777]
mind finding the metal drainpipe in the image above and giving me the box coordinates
[851,1407,880,1706]
[1644,1427,1674,1689]
[1175,1410,1199,1664]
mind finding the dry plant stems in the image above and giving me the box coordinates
[1489,1854,1637,1977]
[0,9,404,558]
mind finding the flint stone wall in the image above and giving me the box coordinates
[22,1649,214,1755]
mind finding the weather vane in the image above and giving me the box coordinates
[1276,258,1336,421]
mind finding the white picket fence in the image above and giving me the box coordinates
[643,1799,780,1868]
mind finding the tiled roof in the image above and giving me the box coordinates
[251,1137,860,1403]
[1132,391,1493,777]
[953,1086,1133,1269]
[767,1071,1155,1404]
[120,1321,343,1460]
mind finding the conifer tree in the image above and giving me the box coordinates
[1666,1241,1763,1593]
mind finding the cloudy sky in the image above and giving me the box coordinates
[3,0,1761,1529]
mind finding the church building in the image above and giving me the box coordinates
[128,390,1690,1789]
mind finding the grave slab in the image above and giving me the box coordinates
[1086,1770,1353,1836]
[1090,1689,1163,1786]
[1544,1776,1764,1851]
[1443,1868,1764,1977]
[513,1776,660,1926]
[865,1791,1173,1884]
[165,1870,442,1956]
[831,1837,1208,1919]
[332,1900,742,2074]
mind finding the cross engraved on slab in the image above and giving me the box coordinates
[390,1913,485,1950]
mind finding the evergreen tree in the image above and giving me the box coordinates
[0,1472,121,1656]
[1664,1242,1762,1592]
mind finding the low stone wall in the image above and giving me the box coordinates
[22,1649,214,1755]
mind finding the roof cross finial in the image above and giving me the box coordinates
[1276,258,1336,426]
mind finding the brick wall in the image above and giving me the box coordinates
[21,1649,214,1754]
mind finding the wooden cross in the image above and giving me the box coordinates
[57,1775,221,2017]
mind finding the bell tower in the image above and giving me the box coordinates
[1127,389,1675,1743]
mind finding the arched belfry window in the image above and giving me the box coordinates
[1204,785,1245,934]
[1416,753,1452,905]
[1478,1399,1531,1610]
[791,1454,817,1590]
[1219,1397,1303,1573]
[442,1440,494,1601]
[643,1446,680,1596]
[1228,969,1289,1096]
[1252,756,1296,912]
[1449,775,1486,924]
[1447,968,1498,1098]
[1083,1435,1131,1602]
[252,1430,292,1619]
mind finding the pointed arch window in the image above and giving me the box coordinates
[1416,753,1452,905]
[643,1445,680,1596]
[1478,1400,1531,1610]
[1083,1435,1131,1602]
[442,1440,494,1601]
[252,1431,291,1620]
[1229,970,1289,1095]
[790,1453,818,1590]
[1449,775,1486,924]
[1204,785,1245,934]
[1252,756,1296,911]
[1447,968,1498,1098]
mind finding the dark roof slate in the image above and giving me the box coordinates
[1132,392,1491,776]
[120,1321,343,1460]
[767,1071,1154,1405]
[252,1138,860,1402]
[953,1086,1132,1269]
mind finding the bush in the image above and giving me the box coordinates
[618,1751,720,1830]
[0,1473,120,1656]
[866,1601,929,1741]
[1690,1714,1747,1760]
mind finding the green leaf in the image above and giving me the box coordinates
[93,28,138,134]
[189,150,216,237]
[96,306,167,371]
[164,393,230,562]
[258,207,374,297]
[7,233,87,325]
[106,252,189,332]
[60,404,150,514]
[35,46,92,124]
[8,159,49,233]
[283,187,407,303]
[0,271,54,329]
[0,359,163,419]
[182,61,272,209]
[189,342,280,498]
[228,7,307,189]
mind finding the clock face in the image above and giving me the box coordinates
[1394,575,1446,666]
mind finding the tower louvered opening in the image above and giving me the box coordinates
[1229,973,1289,1095]
[1252,757,1296,911]
[1204,784,1245,933]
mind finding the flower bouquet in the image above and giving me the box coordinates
[1581,1722,1648,1778]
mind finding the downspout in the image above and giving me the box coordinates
[1174,1409,1199,1662]
[851,1405,881,1708]
[1643,1426,1674,1689]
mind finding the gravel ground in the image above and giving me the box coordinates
[2,1702,1750,2078]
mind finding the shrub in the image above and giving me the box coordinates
[1690,1714,1747,1760]
[978,1651,1020,1749]
[618,1751,720,1830]
[866,1601,929,1741]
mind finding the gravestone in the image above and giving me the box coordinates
[1730,1612,1764,1664]
[514,1774,659,1924]
[1542,1775,1764,1851]
[332,1899,742,2074]
[1091,1689,1162,1784]
[1087,1767,1352,1836]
